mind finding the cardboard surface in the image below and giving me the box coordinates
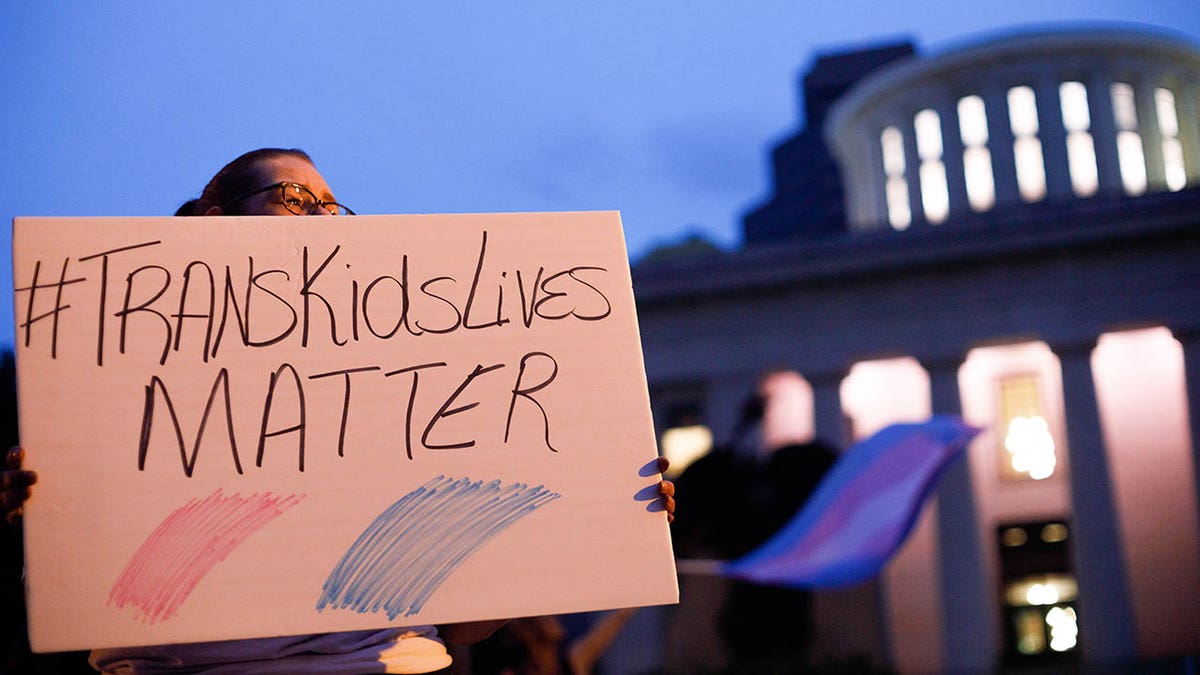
[12,212,677,652]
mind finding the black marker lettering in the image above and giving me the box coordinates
[505,351,559,452]
[257,363,307,471]
[301,245,346,347]
[309,366,381,458]
[349,271,360,342]
[533,270,572,321]
[516,267,544,328]
[462,231,508,330]
[421,362,505,451]
[247,264,298,347]
[564,266,612,320]
[211,265,248,358]
[385,362,447,460]
[137,368,242,477]
[116,265,173,365]
[14,258,86,359]
[172,261,216,363]
[415,276,463,334]
[363,274,408,339]
[79,240,161,366]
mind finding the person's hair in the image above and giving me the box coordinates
[181,148,313,216]
[173,199,201,216]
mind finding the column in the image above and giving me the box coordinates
[938,95,970,219]
[1086,72,1122,195]
[1181,331,1200,547]
[1175,77,1200,187]
[899,114,928,230]
[926,359,1000,674]
[1036,74,1073,200]
[1135,78,1167,192]
[1055,342,1137,665]
[983,84,1020,208]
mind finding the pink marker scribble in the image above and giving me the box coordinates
[108,489,304,624]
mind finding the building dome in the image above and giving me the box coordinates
[825,25,1200,232]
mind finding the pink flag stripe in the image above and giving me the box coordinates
[108,490,304,624]
[723,416,980,588]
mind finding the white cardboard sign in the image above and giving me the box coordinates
[12,212,677,652]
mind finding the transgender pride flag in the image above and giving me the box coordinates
[720,416,980,589]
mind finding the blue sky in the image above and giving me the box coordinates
[2,1,1198,348]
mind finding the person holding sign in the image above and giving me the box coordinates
[4,148,676,674]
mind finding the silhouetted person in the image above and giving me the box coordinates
[672,385,837,671]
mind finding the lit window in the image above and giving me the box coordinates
[1002,527,1029,547]
[1005,576,1080,656]
[1110,83,1147,196]
[998,374,1056,480]
[1041,522,1069,543]
[958,95,995,211]
[1008,86,1047,202]
[998,521,1079,659]
[1156,88,1187,191]
[881,126,911,230]
[1060,82,1098,197]
[915,108,949,223]
[1046,606,1079,652]
[660,424,712,478]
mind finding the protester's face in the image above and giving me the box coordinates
[229,155,339,217]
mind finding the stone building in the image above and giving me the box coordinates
[629,24,1200,674]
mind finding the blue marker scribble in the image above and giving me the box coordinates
[317,476,560,619]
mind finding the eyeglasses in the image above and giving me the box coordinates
[224,182,355,216]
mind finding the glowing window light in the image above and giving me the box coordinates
[886,179,911,230]
[1046,607,1079,652]
[919,161,950,224]
[959,95,995,211]
[1005,575,1079,609]
[1163,137,1186,191]
[1060,82,1098,197]
[1112,82,1137,130]
[958,95,989,146]
[1111,83,1147,196]
[1009,86,1040,135]
[915,109,949,223]
[1117,132,1148,195]
[881,126,911,229]
[660,425,712,478]
[998,374,1056,480]
[1015,609,1047,654]
[1008,86,1046,202]
[1026,583,1061,606]
[1002,526,1029,547]
[882,126,906,174]
[1041,522,1068,543]
[1005,416,1057,480]
[1155,87,1180,136]
[1156,88,1187,191]
[915,109,944,159]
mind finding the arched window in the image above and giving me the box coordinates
[1008,86,1047,202]
[915,108,949,223]
[1155,87,1186,191]
[1059,82,1098,197]
[958,95,996,211]
[881,126,912,230]
[1110,82,1147,196]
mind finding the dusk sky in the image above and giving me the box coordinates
[3,1,1198,348]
